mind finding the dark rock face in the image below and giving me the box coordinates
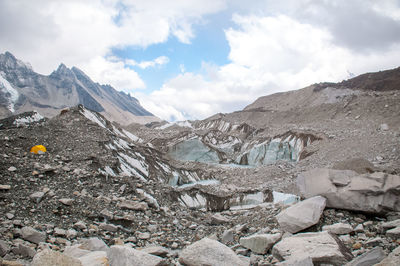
[0,51,154,123]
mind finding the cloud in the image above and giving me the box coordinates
[0,0,226,87]
[82,56,146,92]
[142,13,400,121]
[126,56,169,69]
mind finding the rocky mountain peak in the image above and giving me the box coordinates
[0,51,33,72]
[51,63,76,79]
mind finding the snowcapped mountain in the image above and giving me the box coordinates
[0,52,159,125]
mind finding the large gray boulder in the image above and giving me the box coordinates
[240,233,281,254]
[345,247,385,266]
[297,168,400,213]
[276,196,326,233]
[272,231,353,265]
[375,246,400,265]
[31,249,82,266]
[21,226,46,244]
[107,245,165,266]
[179,238,248,266]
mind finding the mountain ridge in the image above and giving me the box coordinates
[0,51,159,125]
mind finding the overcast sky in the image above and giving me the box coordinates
[1,0,400,121]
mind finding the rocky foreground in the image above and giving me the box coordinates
[0,106,399,266]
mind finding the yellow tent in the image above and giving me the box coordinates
[30,145,47,154]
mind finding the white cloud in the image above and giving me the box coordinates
[126,56,169,69]
[142,14,400,121]
[0,0,226,89]
[82,56,146,92]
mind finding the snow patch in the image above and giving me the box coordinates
[0,73,19,112]
[80,108,106,128]
[13,111,44,126]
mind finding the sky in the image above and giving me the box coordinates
[1,0,400,121]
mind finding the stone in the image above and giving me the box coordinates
[100,209,114,220]
[240,233,281,254]
[30,191,45,203]
[66,229,78,239]
[374,246,400,265]
[6,213,14,219]
[346,247,385,266]
[11,244,36,258]
[322,223,353,235]
[297,168,400,213]
[379,123,389,131]
[0,184,11,190]
[107,245,165,266]
[138,232,151,240]
[54,228,67,236]
[73,221,87,230]
[354,224,364,232]
[80,238,109,252]
[353,242,362,249]
[339,235,352,244]
[386,227,400,238]
[59,198,74,206]
[221,229,234,244]
[63,245,91,258]
[117,200,148,211]
[382,219,400,229]
[21,226,46,244]
[276,196,326,233]
[272,231,353,266]
[31,249,82,266]
[178,238,248,266]
[99,223,118,232]
[8,166,16,172]
[141,246,170,257]
[210,213,230,225]
[78,251,109,266]
[365,237,383,247]
[0,240,10,256]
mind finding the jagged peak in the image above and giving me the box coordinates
[51,63,76,79]
[0,51,33,71]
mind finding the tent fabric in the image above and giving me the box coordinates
[30,145,47,154]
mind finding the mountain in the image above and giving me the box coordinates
[0,51,159,125]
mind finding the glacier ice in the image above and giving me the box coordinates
[168,138,220,163]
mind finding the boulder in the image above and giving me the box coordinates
[346,247,385,266]
[239,233,281,254]
[297,168,400,213]
[0,240,10,256]
[64,245,92,258]
[381,219,400,229]
[21,226,46,244]
[374,246,400,266]
[272,231,353,265]
[276,196,326,233]
[78,251,109,266]
[107,245,165,266]
[31,249,82,266]
[179,238,248,266]
[322,223,353,235]
[117,200,148,211]
[79,238,109,252]
[140,246,170,258]
[386,227,400,238]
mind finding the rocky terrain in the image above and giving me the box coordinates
[0,52,159,125]
[0,67,400,265]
